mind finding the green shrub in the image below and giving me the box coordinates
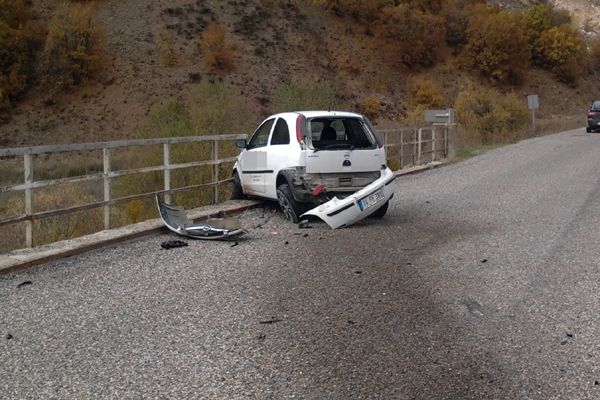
[376,4,446,67]
[455,86,529,144]
[536,25,586,84]
[189,81,253,135]
[136,81,253,139]
[136,98,192,138]
[0,0,45,118]
[461,5,529,84]
[524,4,572,66]
[272,80,336,113]
[42,2,105,91]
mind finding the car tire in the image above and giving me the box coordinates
[587,127,592,133]
[230,172,245,200]
[368,200,389,219]
[277,184,303,223]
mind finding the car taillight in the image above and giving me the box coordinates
[296,114,306,143]
[588,112,599,118]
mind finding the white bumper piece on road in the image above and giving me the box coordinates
[301,167,396,229]
[156,195,245,239]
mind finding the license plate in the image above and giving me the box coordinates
[359,189,385,211]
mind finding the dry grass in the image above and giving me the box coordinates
[199,23,237,74]
[155,24,178,67]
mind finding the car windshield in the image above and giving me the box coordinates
[592,101,600,111]
[308,117,376,150]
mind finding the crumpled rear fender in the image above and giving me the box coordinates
[300,167,396,229]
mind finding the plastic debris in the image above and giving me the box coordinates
[16,281,32,289]
[298,220,312,229]
[160,240,188,250]
[259,318,283,324]
[156,194,245,240]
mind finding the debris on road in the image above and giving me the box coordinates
[16,281,32,289]
[481,258,488,263]
[157,194,245,240]
[160,240,188,250]
[259,318,283,324]
[5,333,13,340]
[230,241,239,248]
[298,220,312,229]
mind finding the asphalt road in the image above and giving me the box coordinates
[2,128,600,399]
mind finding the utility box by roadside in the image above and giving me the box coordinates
[425,109,457,160]
[425,109,454,124]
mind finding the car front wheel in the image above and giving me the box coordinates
[276,184,303,223]
[230,172,245,200]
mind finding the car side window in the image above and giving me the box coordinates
[270,118,290,145]
[248,119,274,149]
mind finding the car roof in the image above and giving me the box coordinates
[271,111,364,119]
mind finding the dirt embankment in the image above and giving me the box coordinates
[1,0,599,147]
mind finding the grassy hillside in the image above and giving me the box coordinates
[0,0,599,147]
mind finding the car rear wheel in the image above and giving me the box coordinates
[587,127,592,133]
[368,200,389,219]
[277,184,303,223]
[230,172,245,200]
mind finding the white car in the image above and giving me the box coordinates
[232,111,396,228]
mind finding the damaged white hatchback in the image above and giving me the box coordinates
[232,111,396,228]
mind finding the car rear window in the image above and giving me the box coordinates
[592,101,600,111]
[308,117,376,150]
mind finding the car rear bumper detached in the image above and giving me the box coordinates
[301,167,396,229]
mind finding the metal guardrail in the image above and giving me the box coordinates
[380,125,451,169]
[0,134,247,248]
[0,126,451,250]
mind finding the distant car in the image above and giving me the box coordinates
[231,111,396,226]
[587,100,600,133]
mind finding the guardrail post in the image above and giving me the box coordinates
[212,140,219,204]
[103,148,111,230]
[432,128,436,162]
[399,130,403,168]
[417,128,423,165]
[444,125,449,158]
[24,154,33,248]
[382,131,388,165]
[163,143,171,204]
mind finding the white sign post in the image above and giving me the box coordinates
[527,95,539,131]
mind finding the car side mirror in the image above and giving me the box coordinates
[235,139,247,149]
